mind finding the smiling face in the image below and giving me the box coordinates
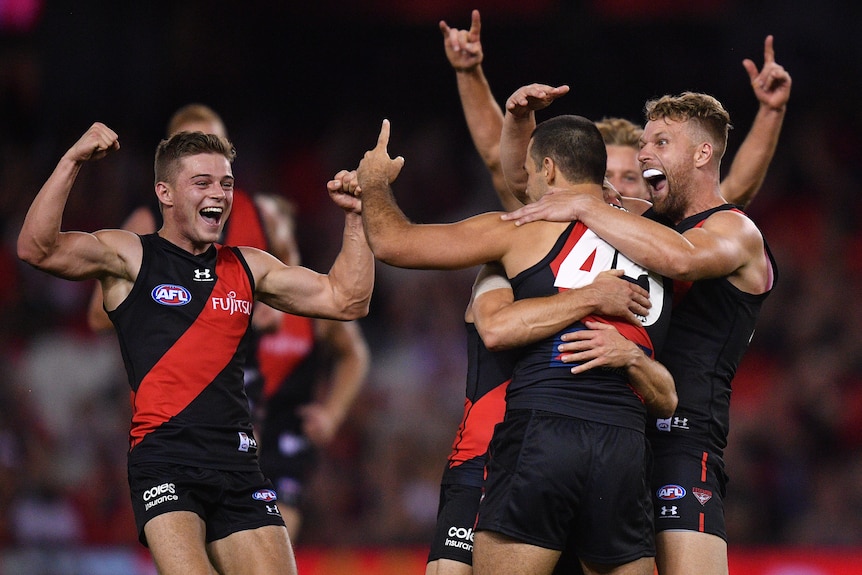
[638,117,698,223]
[157,153,235,252]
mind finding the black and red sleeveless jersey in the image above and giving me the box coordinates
[507,220,672,432]
[109,234,259,470]
[441,322,514,487]
[647,205,778,455]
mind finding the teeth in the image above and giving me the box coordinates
[200,207,223,215]
[643,169,663,179]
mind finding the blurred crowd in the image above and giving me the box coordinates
[1,0,862,556]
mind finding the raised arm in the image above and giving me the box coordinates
[720,35,792,207]
[471,263,650,351]
[353,120,514,270]
[301,319,370,446]
[500,83,570,202]
[559,320,677,417]
[441,10,517,210]
[17,122,140,286]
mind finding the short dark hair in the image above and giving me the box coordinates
[530,115,607,185]
[154,131,236,186]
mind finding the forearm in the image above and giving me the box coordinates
[455,67,516,209]
[625,351,677,418]
[476,287,600,351]
[575,199,700,279]
[720,103,785,207]
[359,178,416,263]
[500,111,534,198]
[326,212,374,319]
[17,156,82,266]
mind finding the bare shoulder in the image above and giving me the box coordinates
[93,229,144,267]
[237,246,281,276]
[701,208,765,246]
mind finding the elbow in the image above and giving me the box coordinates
[17,237,47,269]
[477,323,517,352]
[339,297,371,321]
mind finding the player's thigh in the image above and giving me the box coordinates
[144,510,212,575]
[656,530,727,575]
[208,524,297,575]
[473,530,560,575]
[427,558,474,575]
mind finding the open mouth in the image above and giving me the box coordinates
[642,168,667,193]
[199,207,223,226]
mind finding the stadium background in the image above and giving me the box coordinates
[1,0,862,573]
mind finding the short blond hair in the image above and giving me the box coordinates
[595,117,642,149]
[644,92,732,159]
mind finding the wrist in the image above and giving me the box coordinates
[759,101,787,115]
[454,63,481,74]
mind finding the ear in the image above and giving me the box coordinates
[542,156,557,183]
[155,182,174,208]
[694,141,713,168]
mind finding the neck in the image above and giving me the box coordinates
[157,228,213,256]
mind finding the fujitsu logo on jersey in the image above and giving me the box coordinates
[151,284,192,306]
[211,290,252,316]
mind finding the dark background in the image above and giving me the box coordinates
[2,0,862,551]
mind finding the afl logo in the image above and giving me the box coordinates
[657,485,686,500]
[151,284,192,306]
[252,489,277,502]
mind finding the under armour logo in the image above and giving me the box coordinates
[672,417,689,430]
[660,506,679,517]
[193,268,213,281]
[266,504,280,515]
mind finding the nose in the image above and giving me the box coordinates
[637,146,651,167]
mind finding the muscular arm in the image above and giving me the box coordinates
[441,10,517,210]
[246,211,373,320]
[471,264,650,351]
[352,120,514,270]
[720,35,791,207]
[509,192,763,283]
[560,321,677,418]
[471,265,674,416]
[301,319,370,446]
[18,123,135,285]
[499,83,570,202]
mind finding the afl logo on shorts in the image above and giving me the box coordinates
[252,489,277,502]
[657,485,686,500]
[151,284,192,306]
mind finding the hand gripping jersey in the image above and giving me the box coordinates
[109,234,259,471]
[507,220,672,432]
[648,205,778,455]
[441,322,515,488]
